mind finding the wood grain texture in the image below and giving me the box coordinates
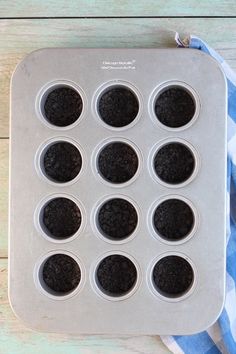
[0,0,235,17]
[0,140,8,258]
[1,18,236,138]
[0,259,170,354]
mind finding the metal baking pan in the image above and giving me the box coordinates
[9,48,227,334]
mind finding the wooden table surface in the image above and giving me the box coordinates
[1,2,236,353]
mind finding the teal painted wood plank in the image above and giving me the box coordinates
[0,260,170,354]
[1,18,236,57]
[0,0,235,17]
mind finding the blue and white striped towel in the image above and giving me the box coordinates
[161,34,236,354]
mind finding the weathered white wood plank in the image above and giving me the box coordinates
[0,139,8,258]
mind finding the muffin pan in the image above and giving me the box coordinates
[9,48,227,334]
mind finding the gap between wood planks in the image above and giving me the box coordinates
[0,16,236,20]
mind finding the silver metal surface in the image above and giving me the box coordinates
[9,48,227,334]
